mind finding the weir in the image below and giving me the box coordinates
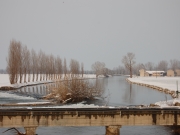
[0,107,180,135]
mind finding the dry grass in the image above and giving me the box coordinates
[45,75,104,103]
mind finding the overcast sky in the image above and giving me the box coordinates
[0,0,179,70]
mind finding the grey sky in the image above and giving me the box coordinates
[0,0,180,70]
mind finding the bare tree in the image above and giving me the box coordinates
[91,61,105,77]
[170,59,180,71]
[157,60,168,71]
[133,63,144,76]
[41,52,46,81]
[81,62,84,77]
[38,50,45,81]
[113,65,127,75]
[16,43,23,83]
[69,59,80,77]
[57,56,63,79]
[35,51,43,81]
[45,54,50,80]
[49,54,55,80]
[22,45,29,83]
[63,58,67,78]
[6,40,16,84]
[54,56,58,80]
[26,50,31,82]
[122,52,136,78]
[145,62,154,71]
[31,49,37,82]
[6,40,22,84]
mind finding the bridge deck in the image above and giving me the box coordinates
[0,107,180,127]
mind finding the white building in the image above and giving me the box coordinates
[139,69,165,77]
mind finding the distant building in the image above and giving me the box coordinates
[139,69,165,77]
[139,69,146,77]
[167,69,174,77]
[175,69,180,76]
[139,69,150,77]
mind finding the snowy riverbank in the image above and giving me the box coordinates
[0,74,98,90]
[127,77,180,98]
[127,77,180,107]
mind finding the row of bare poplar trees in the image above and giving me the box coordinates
[6,40,84,84]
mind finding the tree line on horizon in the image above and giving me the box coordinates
[5,40,180,82]
[113,53,180,77]
[6,40,84,84]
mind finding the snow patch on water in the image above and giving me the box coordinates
[0,91,35,100]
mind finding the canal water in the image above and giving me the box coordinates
[0,76,174,135]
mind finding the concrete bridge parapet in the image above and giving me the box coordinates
[1,107,180,135]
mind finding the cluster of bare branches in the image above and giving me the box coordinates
[7,40,24,84]
[122,52,136,78]
[113,65,129,75]
[45,75,104,103]
[6,39,84,84]
[137,59,180,72]
[69,59,80,78]
[91,61,106,77]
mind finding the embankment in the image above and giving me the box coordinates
[126,78,176,98]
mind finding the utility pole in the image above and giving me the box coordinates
[176,81,179,98]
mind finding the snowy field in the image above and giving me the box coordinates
[128,77,180,107]
[128,77,180,92]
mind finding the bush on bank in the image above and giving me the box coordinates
[45,75,104,103]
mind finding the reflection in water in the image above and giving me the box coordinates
[91,76,172,106]
[126,83,134,104]
[28,87,30,91]
[7,84,51,100]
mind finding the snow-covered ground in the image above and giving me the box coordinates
[128,77,180,92]
[155,99,180,108]
[128,77,180,107]
[0,74,53,89]
[0,74,10,87]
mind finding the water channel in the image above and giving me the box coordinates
[0,76,174,135]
